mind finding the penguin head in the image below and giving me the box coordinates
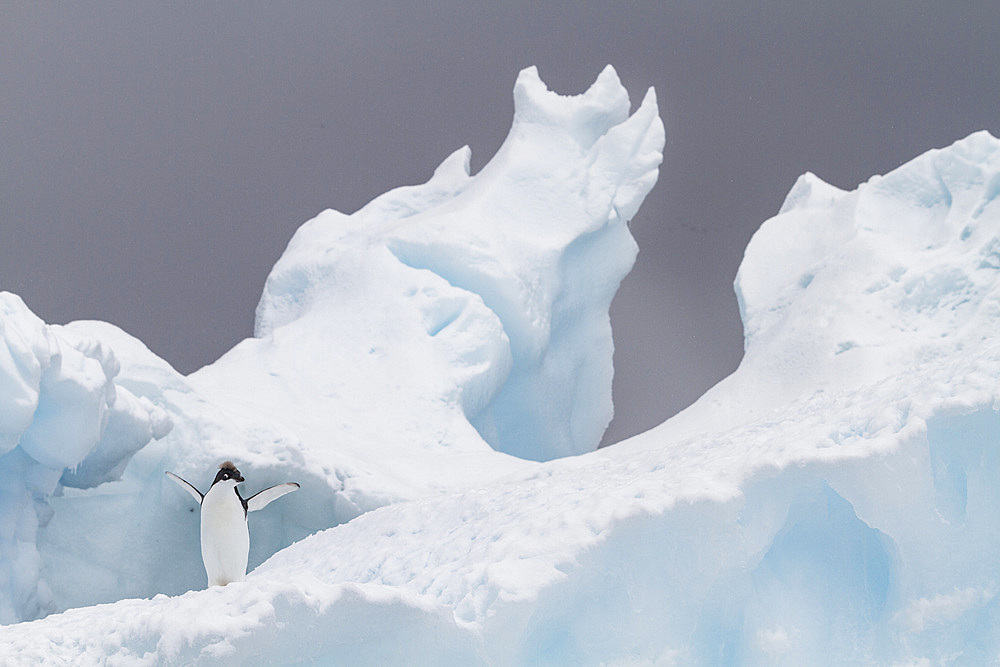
[212,460,245,486]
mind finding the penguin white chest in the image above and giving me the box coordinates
[200,484,249,586]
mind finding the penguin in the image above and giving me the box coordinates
[165,461,300,587]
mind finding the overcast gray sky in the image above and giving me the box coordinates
[2,2,998,446]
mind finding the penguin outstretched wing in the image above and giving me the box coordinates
[245,482,300,512]
[165,471,205,504]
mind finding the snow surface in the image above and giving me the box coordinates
[2,64,1000,665]
[0,294,170,623]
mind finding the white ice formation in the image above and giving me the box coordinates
[0,294,170,623]
[2,66,1000,666]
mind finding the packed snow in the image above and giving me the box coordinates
[1,64,1000,665]
[0,294,171,623]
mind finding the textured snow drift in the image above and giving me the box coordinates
[2,63,1000,665]
[0,294,170,623]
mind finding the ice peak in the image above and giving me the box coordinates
[778,172,846,215]
[511,64,631,151]
[254,65,663,461]
[733,131,1000,412]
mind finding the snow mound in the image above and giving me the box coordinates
[0,294,170,623]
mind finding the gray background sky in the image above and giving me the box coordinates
[2,2,998,446]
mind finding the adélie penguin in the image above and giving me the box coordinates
[165,461,300,587]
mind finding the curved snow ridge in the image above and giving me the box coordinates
[253,145,476,340]
[12,344,997,664]
[0,441,742,664]
[242,346,1000,664]
[0,578,479,666]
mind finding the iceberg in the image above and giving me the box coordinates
[2,63,1000,665]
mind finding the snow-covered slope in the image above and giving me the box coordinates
[3,64,1000,665]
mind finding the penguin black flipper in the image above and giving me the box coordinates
[234,486,249,518]
[245,482,300,512]
[166,471,205,505]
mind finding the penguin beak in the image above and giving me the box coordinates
[236,474,245,483]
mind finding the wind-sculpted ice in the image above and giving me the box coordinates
[3,74,999,665]
[663,130,1000,440]
[0,293,170,623]
[256,64,664,460]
